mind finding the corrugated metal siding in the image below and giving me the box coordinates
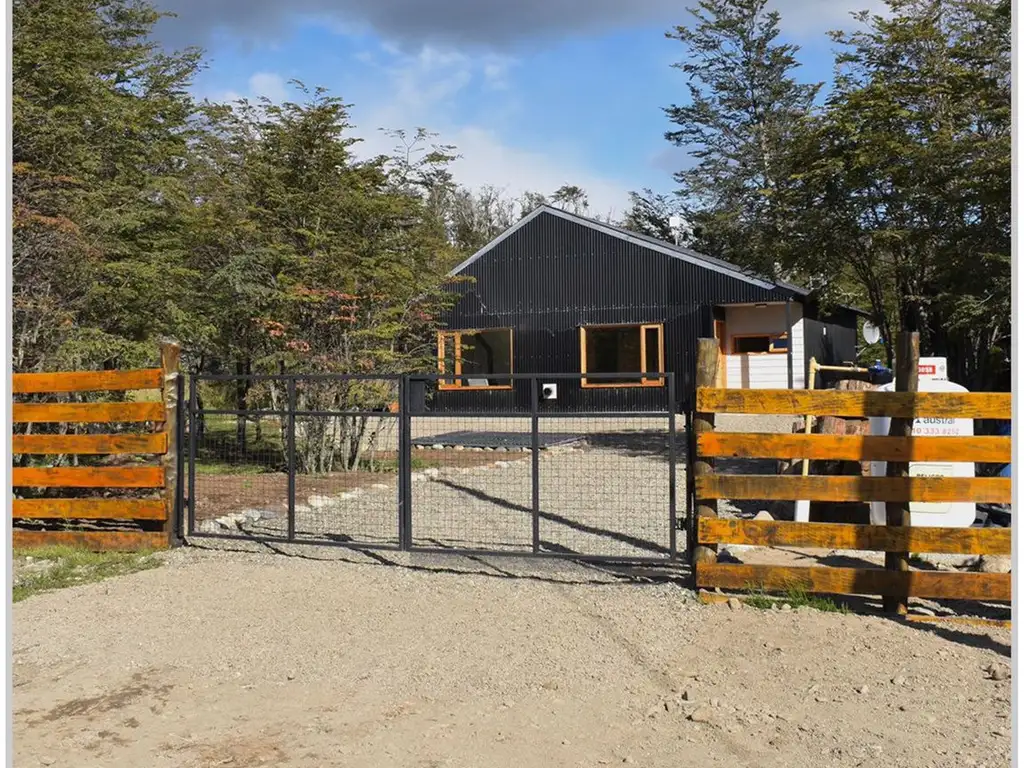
[435,211,824,412]
[803,317,860,386]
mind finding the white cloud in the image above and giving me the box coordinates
[248,72,291,103]
[200,71,293,105]
[346,43,632,218]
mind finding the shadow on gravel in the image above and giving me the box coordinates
[887,618,1011,658]
[431,478,672,557]
[184,537,692,589]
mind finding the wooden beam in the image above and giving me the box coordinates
[697,433,1011,464]
[692,338,720,567]
[13,466,165,488]
[696,474,1011,504]
[696,563,1010,601]
[13,498,166,520]
[904,615,1011,629]
[160,342,181,546]
[13,401,165,424]
[698,517,1011,555]
[12,433,167,455]
[13,530,168,551]
[13,368,163,394]
[696,387,1010,419]
[885,331,918,614]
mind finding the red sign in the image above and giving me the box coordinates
[919,364,936,375]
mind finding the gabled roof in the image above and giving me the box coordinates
[449,204,810,297]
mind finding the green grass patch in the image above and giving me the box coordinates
[194,461,268,476]
[742,582,849,614]
[13,546,161,603]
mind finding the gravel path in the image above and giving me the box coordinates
[202,439,680,559]
[13,547,1011,768]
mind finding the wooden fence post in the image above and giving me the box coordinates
[883,331,919,614]
[693,338,720,568]
[160,341,181,546]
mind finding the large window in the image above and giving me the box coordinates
[732,333,788,354]
[438,329,513,389]
[580,323,664,387]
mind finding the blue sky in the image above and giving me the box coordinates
[163,0,884,218]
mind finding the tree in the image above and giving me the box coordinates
[194,86,460,473]
[12,0,205,372]
[663,0,820,273]
[619,187,686,242]
[778,0,1010,385]
[550,184,589,215]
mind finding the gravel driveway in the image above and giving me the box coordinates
[201,436,680,559]
[13,547,1011,768]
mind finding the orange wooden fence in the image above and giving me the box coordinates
[691,338,1011,610]
[12,344,180,551]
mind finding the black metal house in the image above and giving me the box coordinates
[428,205,862,412]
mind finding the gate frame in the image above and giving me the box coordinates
[180,371,690,563]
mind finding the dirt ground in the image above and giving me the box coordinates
[13,546,1011,768]
[193,449,500,523]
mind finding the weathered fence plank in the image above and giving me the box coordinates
[698,518,1010,555]
[697,433,1010,464]
[696,388,1010,419]
[13,466,165,488]
[13,498,166,520]
[13,402,165,424]
[696,475,1011,504]
[13,368,163,394]
[696,563,1010,601]
[12,433,167,455]
[13,530,168,550]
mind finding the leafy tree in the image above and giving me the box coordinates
[193,87,460,472]
[12,0,204,371]
[619,187,686,243]
[778,0,1010,385]
[663,0,820,272]
[550,184,589,215]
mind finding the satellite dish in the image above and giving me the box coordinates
[862,321,881,345]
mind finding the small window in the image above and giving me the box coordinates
[438,329,513,389]
[580,324,664,388]
[732,333,788,354]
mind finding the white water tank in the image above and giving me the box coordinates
[868,359,975,528]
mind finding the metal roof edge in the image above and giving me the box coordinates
[450,204,810,297]
[447,205,548,276]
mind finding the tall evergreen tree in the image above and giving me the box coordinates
[663,0,820,274]
[13,0,204,370]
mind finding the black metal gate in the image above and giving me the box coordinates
[182,372,689,563]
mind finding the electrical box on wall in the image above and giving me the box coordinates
[541,383,558,400]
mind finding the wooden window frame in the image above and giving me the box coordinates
[437,328,514,391]
[731,333,789,355]
[579,323,666,389]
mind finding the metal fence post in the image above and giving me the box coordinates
[287,378,297,541]
[174,372,186,545]
[399,376,413,550]
[531,377,541,553]
[667,373,677,559]
[187,373,197,538]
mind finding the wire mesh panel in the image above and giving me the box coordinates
[186,374,402,548]
[536,415,675,559]
[408,413,534,552]
[184,371,685,561]
[407,373,682,560]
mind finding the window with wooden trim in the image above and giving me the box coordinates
[732,333,788,354]
[580,323,665,388]
[437,329,513,389]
